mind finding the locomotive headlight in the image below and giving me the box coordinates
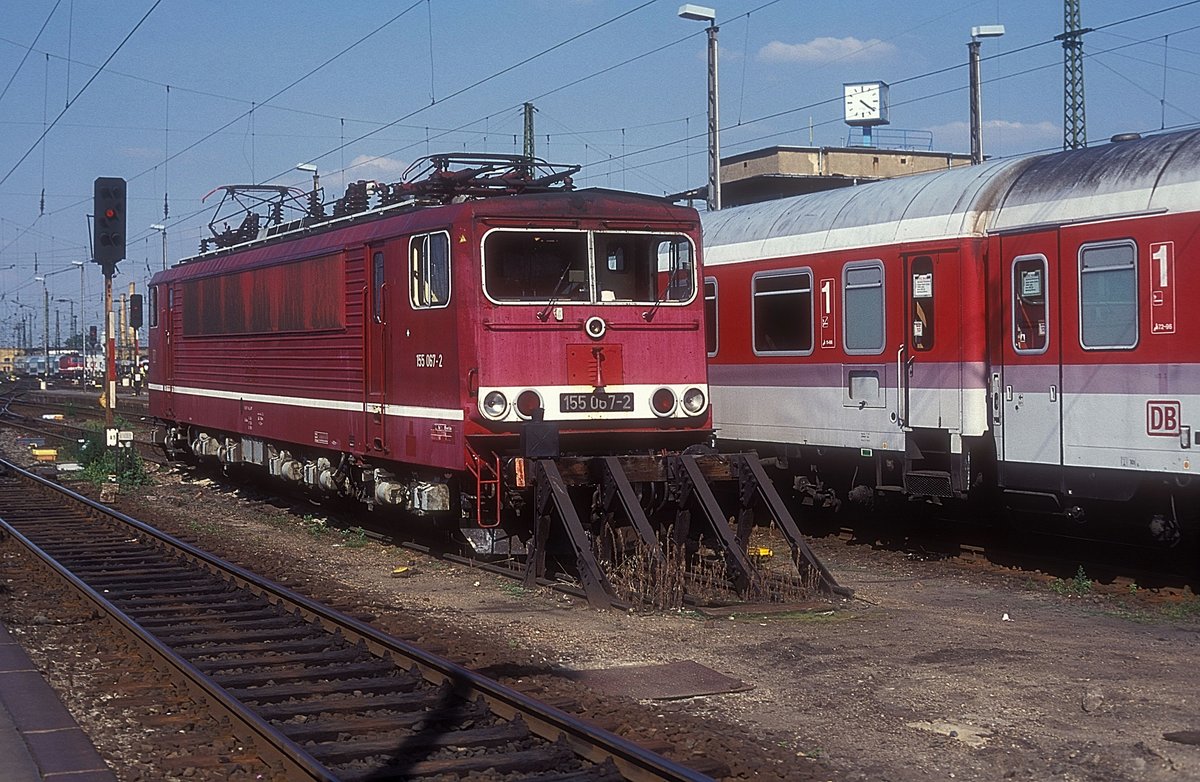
[482,390,508,418]
[651,387,676,416]
[515,390,542,418]
[681,386,706,415]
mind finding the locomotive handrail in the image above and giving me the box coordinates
[896,343,907,428]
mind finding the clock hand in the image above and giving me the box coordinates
[860,100,874,110]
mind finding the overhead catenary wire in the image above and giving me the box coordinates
[0,0,164,190]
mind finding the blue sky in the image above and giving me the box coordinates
[1,0,1198,344]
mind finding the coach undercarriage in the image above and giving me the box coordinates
[160,425,848,608]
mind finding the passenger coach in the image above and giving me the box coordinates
[702,129,1200,539]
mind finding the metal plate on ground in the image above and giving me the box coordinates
[569,660,750,700]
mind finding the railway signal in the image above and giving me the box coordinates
[128,293,143,329]
[92,176,126,428]
[93,177,126,276]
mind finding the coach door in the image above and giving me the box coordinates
[899,250,960,432]
[996,231,1062,472]
[364,245,389,452]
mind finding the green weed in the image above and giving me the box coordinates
[70,426,150,488]
[300,514,328,537]
[341,526,368,548]
[1050,565,1093,596]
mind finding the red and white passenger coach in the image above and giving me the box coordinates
[702,129,1200,541]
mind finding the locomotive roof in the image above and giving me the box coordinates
[702,128,1200,263]
[155,187,697,283]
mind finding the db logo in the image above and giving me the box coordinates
[1147,400,1181,436]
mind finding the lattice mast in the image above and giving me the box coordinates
[1059,0,1089,150]
[523,103,536,160]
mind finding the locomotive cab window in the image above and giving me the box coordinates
[843,262,884,354]
[704,278,718,356]
[752,269,813,355]
[410,232,450,309]
[1079,240,1137,349]
[482,229,695,306]
[1012,254,1048,353]
[148,285,158,328]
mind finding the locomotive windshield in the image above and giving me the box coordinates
[482,229,695,305]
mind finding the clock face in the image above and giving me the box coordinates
[843,82,888,125]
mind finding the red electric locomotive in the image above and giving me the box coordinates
[148,155,841,605]
[702,129,1200,544]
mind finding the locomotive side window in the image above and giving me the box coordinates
[148,285,158,328]
[1079,240,1137,349]
[909,255,935,351]
[372,251,385,322]
[410,231,451,309]
[704,278,718,356]
[843,262,884,354]
[752,270,813,355]
[1012,254,1048,353]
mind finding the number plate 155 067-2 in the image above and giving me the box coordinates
[559,392,634,413]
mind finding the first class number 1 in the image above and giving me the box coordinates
[416,353,443,368]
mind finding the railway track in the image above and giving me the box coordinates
[0,390,166,466]
[0,456,719,781]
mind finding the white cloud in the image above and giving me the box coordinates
[925,119,1059,154]
[342,154,410,183]
[759,37,897,64]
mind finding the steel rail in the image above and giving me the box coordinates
[0,456,713,782]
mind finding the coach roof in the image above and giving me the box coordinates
[701,128,1200,264]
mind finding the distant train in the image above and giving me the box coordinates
[12,351,84,380]
[147,154,842,605]
[702,129,1200,544]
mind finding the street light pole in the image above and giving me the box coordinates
[679,4,720,211]
[295,163,321,217]
[969,25,1006,165]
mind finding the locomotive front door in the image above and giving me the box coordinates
[997,231,1063,475]
[364,246,389,452]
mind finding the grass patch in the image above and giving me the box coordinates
[69,425,151,488]
[1159,598,1200,622]
[499,582,531,598]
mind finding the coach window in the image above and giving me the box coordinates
[410,231,451,309]
[909,256,935,351]
[752,270,813,354]
[148,285,158,328]
[1079,240,1137,349]
[843,262,884,354]
[1012,254,1048,353]
[371,251,385,322]
[704,278,718,356]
